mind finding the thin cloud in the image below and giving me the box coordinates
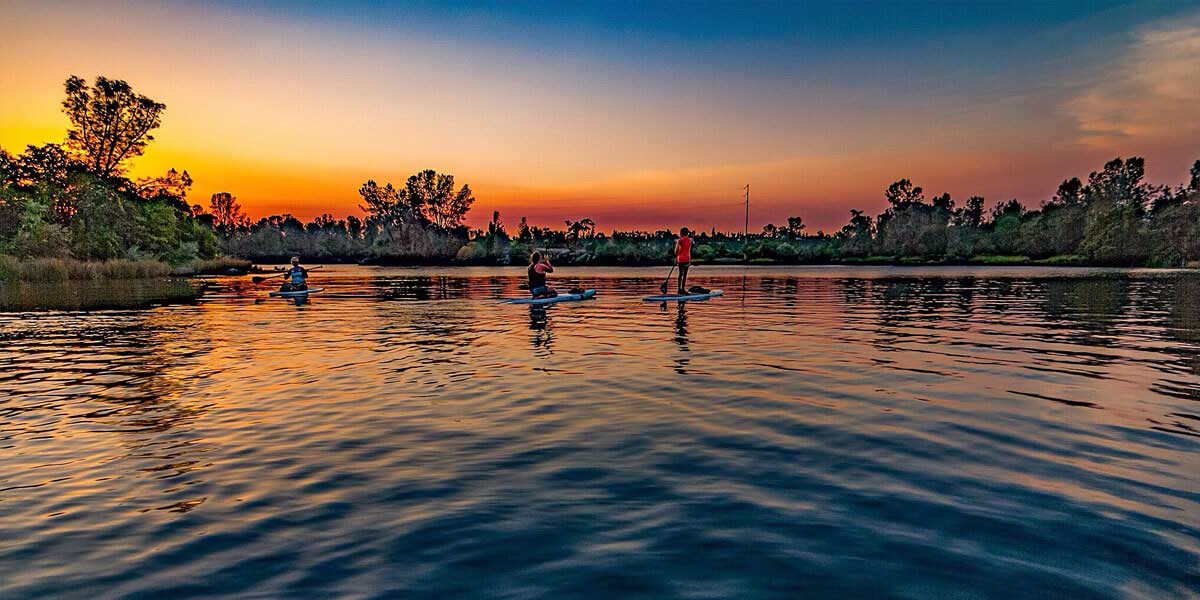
[1067,16,1200,148]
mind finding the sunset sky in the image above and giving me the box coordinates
[2,0,1198,232]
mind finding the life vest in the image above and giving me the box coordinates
[676,236,693,263]
[528,264,546,289]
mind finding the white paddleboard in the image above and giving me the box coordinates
[269,287,325,297]
[504,289,597,305]
[643,289,723,302]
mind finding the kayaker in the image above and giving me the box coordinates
[281,256,309,292]
[675,227,693,294]
[528,251,557,298]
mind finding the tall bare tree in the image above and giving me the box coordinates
[209,192,249,233]
[402,170,474,231]
[62,75,166,177]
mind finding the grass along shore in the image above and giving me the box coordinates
[0,256,252,282]
[0,252,1191,286]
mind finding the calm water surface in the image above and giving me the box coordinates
[1,266,1198,599]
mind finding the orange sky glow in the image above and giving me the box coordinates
[2,1,1197,232]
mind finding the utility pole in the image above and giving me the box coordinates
[743,184,750,261]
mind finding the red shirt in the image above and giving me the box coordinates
[675,236,693,263]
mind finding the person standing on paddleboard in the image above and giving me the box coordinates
[281,256,309,292]
[528,251,557,298]
[675,228,693,294]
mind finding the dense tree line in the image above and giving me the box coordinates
[831,157,1200,267]
[4,76,1196,270]
[221,156,1199,268]
[0,76,216,264]
[214,169,474,263]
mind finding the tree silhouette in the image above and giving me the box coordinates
[1087,157,1154,210]
[136,168,193,210]
[785,216,806,238]
[346,215,364,239]
[848,209,872,234]
[991,199,1025,220]
[8,144,79,223]
[518,217,532,242]
[0,149,11,186]
[62,76,165,177]
[489,211,508,239]
[564,218,595,240]
[885,179,924,207]
[955,196,985,228]
[401,170,474,231]
[209,192,249,233]
[1052,177,1085,206]
[10,143,73,189]
[932,192,954,212]
[358,180,408,228]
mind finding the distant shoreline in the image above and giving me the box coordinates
[1,255,1192,286]
[0,256,252,283]
[255,258,1199,270]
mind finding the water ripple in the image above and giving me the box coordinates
[0,266,1198,598]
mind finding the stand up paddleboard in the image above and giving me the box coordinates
[504,289,597,305]
[643,289,724,302]
[269,287,325,298]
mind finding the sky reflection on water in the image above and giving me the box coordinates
[1,266,1198,598]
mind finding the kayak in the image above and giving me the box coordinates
[504,289,597,305]
[270,287,325,298]
[643,289,724,302]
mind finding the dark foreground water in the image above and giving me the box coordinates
[1,266,1197,599]
[0,278,200,312]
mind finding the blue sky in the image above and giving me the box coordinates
[4,0,1198,229]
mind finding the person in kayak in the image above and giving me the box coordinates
[280,256,309,292]
[675,227,693,294]
[528,251,557,298]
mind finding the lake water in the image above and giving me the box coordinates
[0,278,200,312]
[1,266,1198,599]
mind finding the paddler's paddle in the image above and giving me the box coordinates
[659,263,676,295]
[252,265,322,284]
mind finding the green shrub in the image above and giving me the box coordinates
[0,256,171,281]
[969,254,1030,265]
[1033,254,1087,266]
[171,256,253,276]
[0,255,20,280]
